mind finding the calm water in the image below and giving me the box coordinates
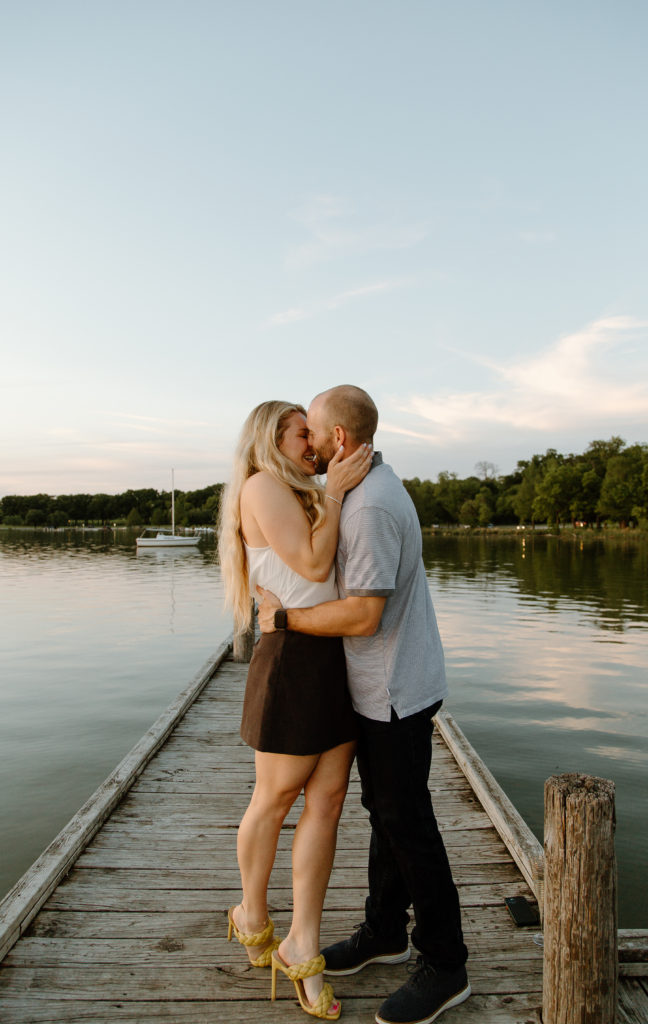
[0,529,646,927]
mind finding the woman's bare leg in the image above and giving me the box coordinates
[278,740,356,1009]
[232,750,318,959]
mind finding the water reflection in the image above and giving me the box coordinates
[424,534,648,632]
[424,534,647,927]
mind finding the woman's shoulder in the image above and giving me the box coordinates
[241,471,294,504]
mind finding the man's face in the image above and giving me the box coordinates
[306,399,338,474]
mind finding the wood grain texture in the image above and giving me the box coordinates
[542,773,618,1024]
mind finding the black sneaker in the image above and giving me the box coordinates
[375,957,470,1024]
[322,922,410,976]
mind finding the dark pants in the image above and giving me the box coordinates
[355,702,468,971]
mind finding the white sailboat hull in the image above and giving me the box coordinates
[136,534,200,548]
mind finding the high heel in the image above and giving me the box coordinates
[227,906,280,967]
[271,949,341,1020]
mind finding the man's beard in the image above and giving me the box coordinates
[313,439,337,475]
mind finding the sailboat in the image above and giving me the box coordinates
[135,470,201,548]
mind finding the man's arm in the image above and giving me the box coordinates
[257,586,385,637]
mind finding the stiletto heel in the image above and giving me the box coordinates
[227,906,280,967]
[270,949,341,1020]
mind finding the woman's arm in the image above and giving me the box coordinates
[240,445,372,581]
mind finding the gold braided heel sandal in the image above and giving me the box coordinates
[227,906,280,967]
[271,950,341,1020]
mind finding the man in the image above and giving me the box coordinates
[257,385,469,1024]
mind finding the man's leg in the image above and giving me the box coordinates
[358,703,466,970]
[362,705,470,1024]
[357,716,411,942]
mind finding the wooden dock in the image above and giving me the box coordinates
[1,642,646,1023]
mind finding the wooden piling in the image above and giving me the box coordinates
[542,773,618,1024]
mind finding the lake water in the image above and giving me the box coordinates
[1,529,646,927]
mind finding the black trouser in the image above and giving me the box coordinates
[355,702,468,971]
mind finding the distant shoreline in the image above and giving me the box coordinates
[2,522,646,546]
[421,524,647,543]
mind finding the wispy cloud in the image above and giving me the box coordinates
[394,315,648,441]
[267,278,410,328]
[267,308,310,326]
[327,280,406,309]
[285,194,427,270]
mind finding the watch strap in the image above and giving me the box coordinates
[274,607,288,630]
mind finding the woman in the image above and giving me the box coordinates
[218,400,372,1021]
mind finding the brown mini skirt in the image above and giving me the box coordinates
[240,631,357,756]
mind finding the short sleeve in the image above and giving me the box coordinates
[342,506,401,596]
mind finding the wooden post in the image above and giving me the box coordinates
[233,601,255,662]
[543,773,617,1024]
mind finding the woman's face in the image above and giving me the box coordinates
[278,411,317,475]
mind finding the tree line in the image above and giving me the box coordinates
[1,438,646,530]
[403,437,648,529]
[0,484,223,529]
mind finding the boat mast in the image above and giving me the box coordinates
[171,468,175,535]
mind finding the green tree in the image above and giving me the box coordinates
[25,508,47,526]
[598,445,647,525]
[47,510,68,528]
[512,461,541,524]
[459,498,480,527]
[476,485,495,526]
[533,459,581,526]
[126,507,143,527]
[88,494,113,524]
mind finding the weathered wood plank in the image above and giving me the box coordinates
[0,959,543,1000]
[5,923,545,968]
[618,978,648,1022]
[0,993,545,1024]
[28,879,534,937]
[32,860,525,896]
[73,835,513,869]
[43,881,531,914]
[619,929,648,963]
[106,788,484,816]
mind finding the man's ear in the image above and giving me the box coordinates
[333,425,347,448]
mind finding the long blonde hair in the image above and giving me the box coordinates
[218,401,326,632]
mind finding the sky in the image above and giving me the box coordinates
[1,0,647,496]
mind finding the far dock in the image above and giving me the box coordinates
[0,642,646,1022]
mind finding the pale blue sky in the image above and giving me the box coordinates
[2,0,646,495]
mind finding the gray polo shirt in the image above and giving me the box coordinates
[336,452,448,722]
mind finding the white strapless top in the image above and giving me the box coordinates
[245,544,338,608]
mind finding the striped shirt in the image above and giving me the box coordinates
[336,452,448,722]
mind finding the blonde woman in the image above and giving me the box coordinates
[218,400,372,1021]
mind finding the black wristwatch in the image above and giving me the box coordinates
[274,608,288,630]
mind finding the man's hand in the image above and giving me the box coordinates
[256,585,282,633]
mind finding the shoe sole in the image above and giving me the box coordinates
[324,948,410,976]
[374,982,471,1024]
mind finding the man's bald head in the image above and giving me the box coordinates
[307,386,378,473]
[310,385,378,445]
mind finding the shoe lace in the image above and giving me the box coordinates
[352,922,371,948]
[406,955,436,986]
